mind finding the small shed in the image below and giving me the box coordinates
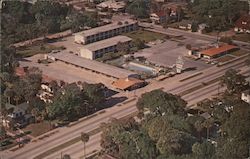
[112,77,146,91]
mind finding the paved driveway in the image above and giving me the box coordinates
[134,39,211,71]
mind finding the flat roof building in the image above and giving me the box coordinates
[80,35,132,60]
[75,19,138,44]
[112,77,146,91]
[47,52,136,79]
[200,44,238,59]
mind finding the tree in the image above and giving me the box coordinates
[0,125,7,139]
[82,83,106,109]
[192,141,215,159]
[126,0,150,18]
[81,132,89,159]
[185,44,192,50]
[4,88,15,104]
[216,138,249,159]
[220,69,247,94]
[29,97,46,122]
[116,42,130,53]
[48,83,88,121]
[190,0,247,31]
[136,89,187,116]
[202,118,214,139]
[191,22,198,32]
[156,129,196,156]
[176,6,184,22]
[18,67,42,101]
[194,120,204,141]
[132,38,145,50]
[62,154,71,159]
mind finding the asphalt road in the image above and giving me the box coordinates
[42,67,250,159]
[139,23,250,50]
[1,58,247,159]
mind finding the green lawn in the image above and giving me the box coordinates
[16,43,64,58]
[123,30,166,43]
[22,121,52,137]
[230,49,249,57]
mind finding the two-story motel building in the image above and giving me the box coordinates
[75,19,138,44]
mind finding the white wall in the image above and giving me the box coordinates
[80,48,94,60]
[75,34,85,44]
[241,93,250,104]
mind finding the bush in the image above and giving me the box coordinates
[186,44,192,50]
[40,44,46,50]
[191,22,198,32]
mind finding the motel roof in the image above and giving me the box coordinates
[77,19,137,37]
[49,52,135,79]
[81,35,132,52]
[112,77,144,90]
[201,45,238,57]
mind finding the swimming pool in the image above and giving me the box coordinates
[125,62,157,74]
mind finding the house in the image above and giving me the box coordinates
[80,35,132,60]
[234,15,250,33]
[199,44,238,59]
[2,102,34,129]
[241,90,250,104]
[96,0,126,12]
[150,11,167,24]
[112,77,146,91]
[178,20,192,30]
[74,19,138,44]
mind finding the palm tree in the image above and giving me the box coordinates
[13,95,21,105]
[4,88,14,104]
[81,132,89,159]
[203,118,214,139]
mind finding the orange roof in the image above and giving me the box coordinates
[112,77,144,90]
[15,67,27,77]
[201,45,238,57]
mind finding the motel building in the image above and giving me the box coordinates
[80,35,132,60]
[75,19,138,44]
[189,44,239,59]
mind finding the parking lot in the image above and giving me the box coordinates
[134,38,211,72]
[49,35,82,54]
[19,54,116,88]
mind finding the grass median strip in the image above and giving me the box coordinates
[179,72,203,82]
[33,127,101,159]
[178,77,221,96]
[33,111,138,159]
